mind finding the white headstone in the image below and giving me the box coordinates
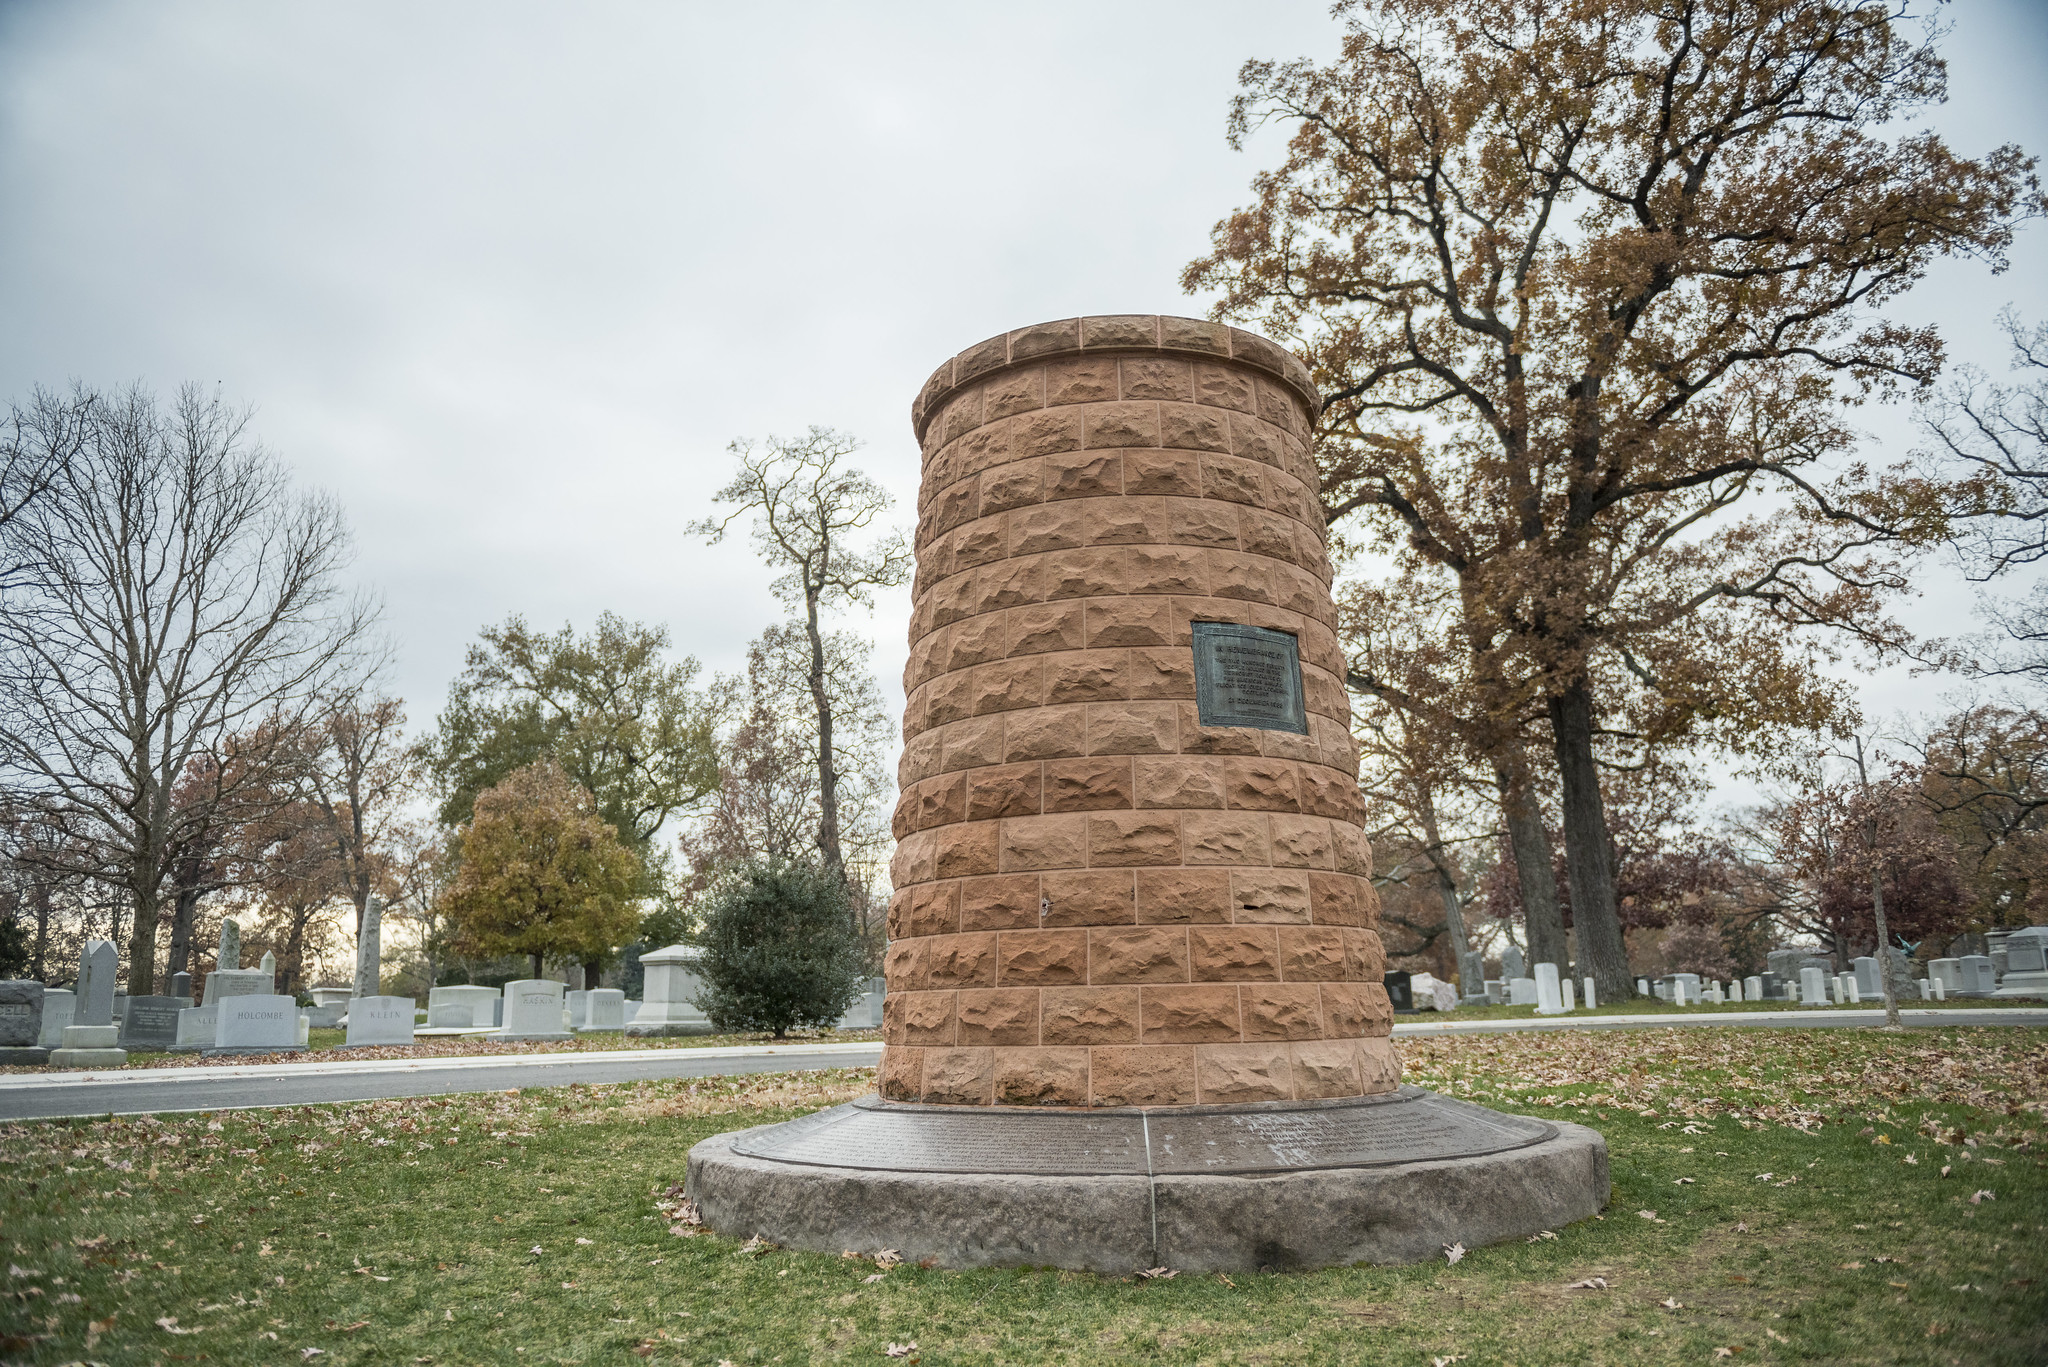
[1841,972,1861,1003]
[1582,975,1596,1010]
[1800,965,1828,1005]
[1993,928,2048,1000]
[1706,982,1724,1004]
[258,950,277,985]
[211,995,303,1054]
[1932,976,1946,1001]
[498,979,570,1040]
[425,985,503,1029]
[566,989,590,1029]
[1559,977,1575,1011]
[1830,973,1846,1005]
[204,968,272,1006]
[35,989,74,1048]
[344,995,417,1047]
[1958,955,1997,996]
[578,988,626,1031]
[1508,976,1538,1006]
[1743,975,1762,1002]
[1635,978,1649,997]
[76,940,117,1026]
[1852,956,1882,997]
[627,945,713,1036]
[1430,978,1459,1012]
[174,1005,216,1050]
[1534,962,1567,1015]
[1928,958,1962,993]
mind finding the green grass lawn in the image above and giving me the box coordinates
[3,1028,2044,1365]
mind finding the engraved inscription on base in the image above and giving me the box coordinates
[731,1089,1556,1176]
[1191,622,1308,735]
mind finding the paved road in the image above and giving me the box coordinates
[3,1009,2042,1122]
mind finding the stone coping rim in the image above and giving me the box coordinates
[730,1086,1560,1177]
[911,314,1320,445]
[849,1082,1430,1120]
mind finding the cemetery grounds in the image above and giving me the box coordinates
[1,1025,2043,1366]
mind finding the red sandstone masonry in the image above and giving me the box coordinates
[882,316,1394,1108]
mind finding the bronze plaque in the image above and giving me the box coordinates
[1191,622,1307,734]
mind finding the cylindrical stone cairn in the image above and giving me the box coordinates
[882,315,1397,1108]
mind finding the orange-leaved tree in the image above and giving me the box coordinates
[1186,0,2041,999]
[443,760,640,980]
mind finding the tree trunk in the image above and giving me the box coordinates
[1496,767,1571,976]
[583,958,602,992]
[30,882,52,982]
[1545,680,1632,1003]
[125,847,161,996]
[802,587,844,879]
[166,870,203,980]
[530,952,543,980]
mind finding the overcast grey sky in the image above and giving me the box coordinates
[2,0,2044,811]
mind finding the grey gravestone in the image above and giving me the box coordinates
[1759,971,1783,1000]
[1501,945,1526,980]
[426,984,502,1029]
[1744,975,1764,1002]
[0,980,48,1064]
[305,986,350,1029]
[1957,955,1996,997]
[258,950,276,986]
[36,988,73,1049]
[50,941,126,1066]
[1534,963,1566,1014]
[1508,977,1538,1006]
[207,994,303,1055]
[498,979,570,1040]
[1483,980,1503,1005]
[1852,956,1882,997]
[1766,948,1804,981]
[1457,950,1487,1001]
[1928,958,1963,993]
[566,989,590,1029]
[169,971,191,999]
[203,968,272,1006]
[118,996,183,1051]
[1994,928,2048,999]
[218,918,241,971]
[627,945,712,1036]
[1382,970,1414,1013]
[1190,621,1308,735]
[174,1005,216,1051]
[581,988,626,1031]
[344,995,416,1047]
[1799,965,1828,1005]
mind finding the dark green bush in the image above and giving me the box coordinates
[694,859,869,1038]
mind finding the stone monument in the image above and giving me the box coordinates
[0,980,48,1065]
[117,994,183,1052]
[207,994,303,1055]
[425,985,502,1030]
[686,314,1607,1271]
[343,995,417,1047]
[49,940,126,1068]
[219,917,242,972]
[627,945,713,1036]
[35,987,72,1051]
[1994,927,2048,999]
[497,979,571,1041]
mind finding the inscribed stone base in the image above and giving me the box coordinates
[0,1048,51,1065]
[49,1023,126,1069]
[687,1088,1609,1273]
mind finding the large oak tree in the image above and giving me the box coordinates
[1186,0,2039,998]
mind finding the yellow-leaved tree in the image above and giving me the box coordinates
[443,760,641,980]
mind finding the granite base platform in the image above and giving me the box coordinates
[686,1086,1608,1273]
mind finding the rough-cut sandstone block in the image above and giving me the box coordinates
[998,931,1087,986]
[1000,815,1088,872]
[927,933,998,990]
[1291,1039,1365,1098]
[1085,598,1174,649]
[1135,868,1232,924]
[957,988,1040,1047]
[1342,928,1388,980]
[1082,315,1160,349]
[1279,927,1348,982]
[1086,702,1178,756]
[1182,813,1270,866]
[1268,816,1335,869]
[971,657,1046,716]
[1046,358,1118,406]
[1128,647,1197,700]
[1359,1036,1402,1092]
[878,1044,922,1101]
[887,938,932,991]
[1047,451,1122,501]
[1223,758,1300,812]
[1135,756,1224,810]
[1046,547,1131,600]
[1242,985,1324,1041]
[892,882,960,939]
[1193,362,1255,412]
[1085,403,1160,449]
[922,1047,995,1105]
[1140,985,1242,1043]
[1041,986,1140,1045]
[900,991,958,1046]
[1012,501,1087,555]
[1046,651,1128,705]
[1088,1044,1196,1107]
[1119,356,1192,401]
[1040,870,1136,927]
[1002,706,1085,762]
[1043,756,1135,813]
[984,366,1045,418]
[968,764,1043,822]
[1008,602,1085,656]
[1122,450,1202,499]
[1196,1043,1294,1104]
[1189,926,1281,982]
[1010,319,1079,362]
[935,821,1001,879]
[1089,926,1191,985]
[1086,813,1182,867]
[993,1047,1090,1106]
[960,875,1040,932]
